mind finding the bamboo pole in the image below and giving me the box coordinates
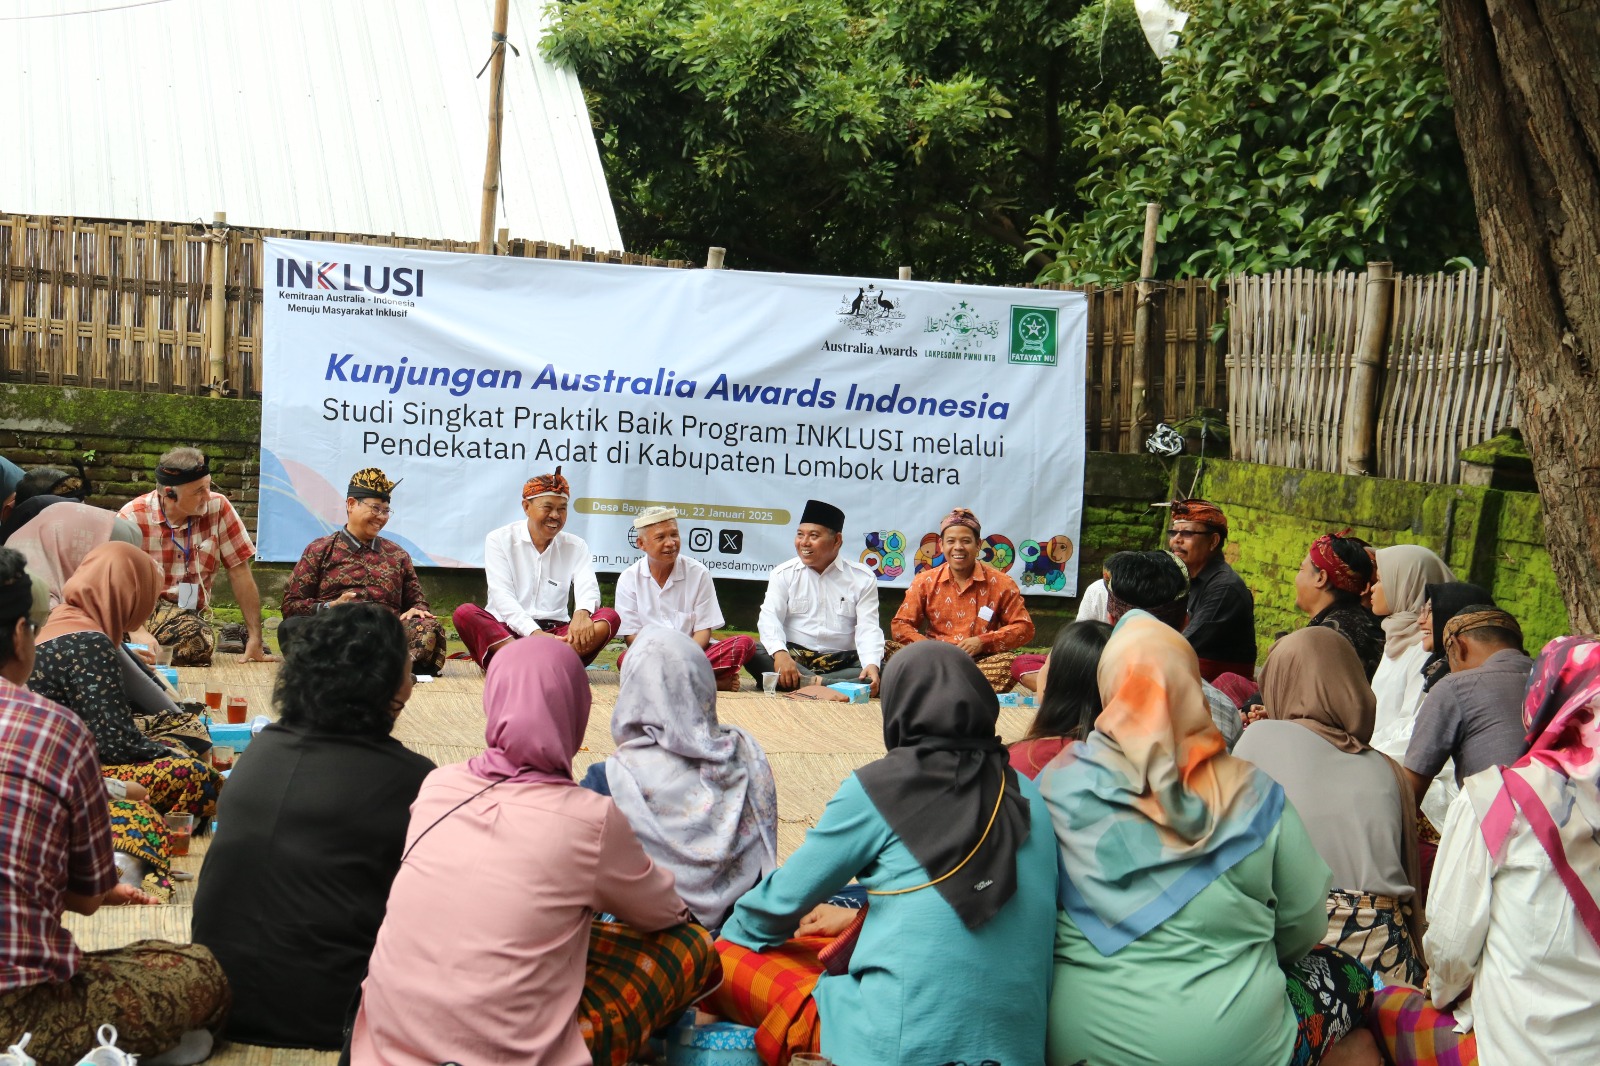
[207,211,227,397]
[1130,202,1161,447]
[898,266,912,281]
[705,247,726,269]
[477,0,512,254]
[1342,261,1395,475]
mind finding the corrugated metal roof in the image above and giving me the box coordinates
[0,0,624,250]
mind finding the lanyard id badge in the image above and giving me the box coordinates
[176,582,201,611]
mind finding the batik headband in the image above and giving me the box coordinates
[1308,531,1367,595]
[940,507,981,536]
[1170,497,1228,533]
[154,460,210,487]
[1444,607,1522,651]
[347,467,400,501]
[523,466,570,501]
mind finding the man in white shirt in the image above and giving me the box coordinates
[614,506,755,691]
[452,468,620,668]
[748,500,883,695]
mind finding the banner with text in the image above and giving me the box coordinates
[259,238,1087,594]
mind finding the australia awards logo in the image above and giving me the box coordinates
[836,284,906,336]
[923,300,1000,354]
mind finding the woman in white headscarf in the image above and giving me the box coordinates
[604,625,778,929]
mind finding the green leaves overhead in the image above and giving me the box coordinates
[543,0,1160,279]
[1028,0,1481,283]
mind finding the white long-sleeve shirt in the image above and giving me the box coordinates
[614,555,723,638]
[483,523,601,636]
[757,556,885,668]
[1426,766,1600,1063]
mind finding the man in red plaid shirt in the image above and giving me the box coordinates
[0,547,229,1061]
[118,446,273,665]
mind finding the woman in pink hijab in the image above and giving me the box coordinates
[351,637,720,1066]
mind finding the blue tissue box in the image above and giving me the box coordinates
[665,1015,759,1065]
[206,722,256,752]
[827,681,871,704]
[996,692,1037,708]
[156,666,179,689]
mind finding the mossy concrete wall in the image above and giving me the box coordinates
[1178,458,1566,657]
[1,385,1565,653]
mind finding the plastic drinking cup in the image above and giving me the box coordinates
[164,813,194,856]
[204,687,223,712]
[226,696,248,724]
[210,745,235,771]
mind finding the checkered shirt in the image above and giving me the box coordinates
[118,490,255,610]
[0,678,117,991]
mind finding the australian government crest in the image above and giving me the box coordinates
[836,284,907,336]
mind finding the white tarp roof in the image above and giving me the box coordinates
[0,0,624,250]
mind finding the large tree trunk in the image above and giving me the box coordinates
[1438,0,1600,634]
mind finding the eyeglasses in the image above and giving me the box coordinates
[361,501,392,517]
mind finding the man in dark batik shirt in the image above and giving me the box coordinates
[1168,498,1257,681]
[1293,531,1385,681]
[279,468,447,674]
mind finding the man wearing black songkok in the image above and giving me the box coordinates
[748,499,885,694]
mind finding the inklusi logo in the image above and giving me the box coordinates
[275,258,427,298]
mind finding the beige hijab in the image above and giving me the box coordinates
[1373,544,1454,659]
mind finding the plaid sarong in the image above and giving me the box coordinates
[1369,986,1479,1065]
[578,921,720,1066]
[707,937,828,1066]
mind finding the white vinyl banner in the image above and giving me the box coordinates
[259,238,1087,594]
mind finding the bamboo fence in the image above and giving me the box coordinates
[1376,267,1518,483]
[1226,265,1519,483]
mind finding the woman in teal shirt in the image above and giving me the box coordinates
[718,640,1059,1066]
[1040,612,1379,1066]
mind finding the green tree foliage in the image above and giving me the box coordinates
[543,0,1161,280]
[1029,0,1482,283]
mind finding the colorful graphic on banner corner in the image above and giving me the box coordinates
[862,530,1075,591]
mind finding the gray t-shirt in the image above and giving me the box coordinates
[1404,648,1533,784]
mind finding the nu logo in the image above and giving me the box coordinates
[275,258,426,298]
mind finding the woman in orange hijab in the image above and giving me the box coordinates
[29,542,221,821]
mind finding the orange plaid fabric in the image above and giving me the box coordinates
[1369,986,1479,1066]
[708,938,828,1066]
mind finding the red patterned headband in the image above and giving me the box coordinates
[1309,532,1368,595]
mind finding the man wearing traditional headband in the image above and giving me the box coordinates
[614,505,756,690]
[749,499,884,694]
[117,446,272,664]
[452,468,622,669]
[889,507,1034,692]
[1167,497,1256,681]
[280,468,447,674]
[1403,604,1532,804]
[1293,531,1384,680]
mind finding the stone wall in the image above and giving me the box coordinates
[0,384,1568,654]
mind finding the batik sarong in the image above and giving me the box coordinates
[102,753,221,824]
[883,640,1018,693]
[1283,943,1374,1066]
[1326,890,1425,987]
[107,798,173,902]
[578,921,720,1066]
[402,614,448,675]
[146,599,215,667]
[0,940,229,1065]
[133,709,212,757]
[1369,986,1478,1065]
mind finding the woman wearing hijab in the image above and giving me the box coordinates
[1042,612,1377,1066]
[1235,627,1425,986]
[711,640,1058,1066]
[351,637,717,1066]
[27,542,220,821]
[1372,636,1600,1065]
[1368,544,1454,752]
[594,626,777,930]
[192,604,434,1051]
[5,501,142,606]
